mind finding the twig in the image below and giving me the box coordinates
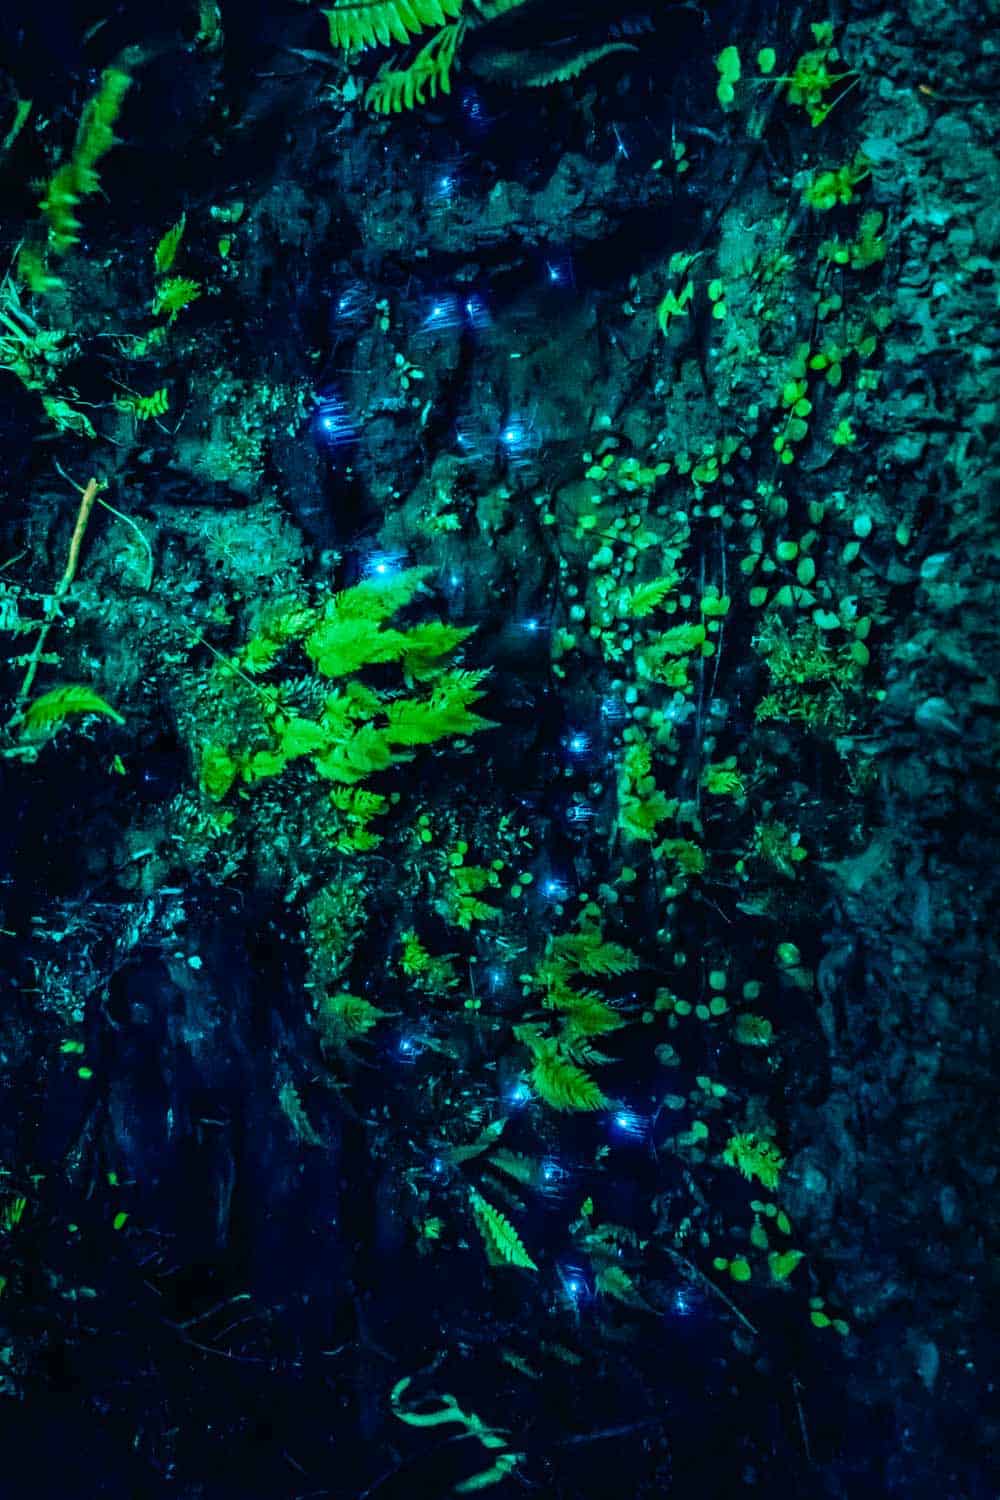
[9,474,103,716]
[664,1248,758,1336]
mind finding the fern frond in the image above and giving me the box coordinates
[321,0,463,53]
[154,215,186,274]
[117,386,170,421]
[329,567,431,624]
[470,1189,537,1270]
[517,42,638,88]
[489,1150,546,1187]
[384,669,493,746]
[530,1050,607,1112]
[470,0,529,17]
[305,569,432,676]
[397,619,476,679]
[551,927,639,978]
[625,576,678,618]
[448,1117,507,1163]
[555,995,625,1040]
[312,723,396,783]
[151,276,201,322]
[723,1133,785,1190]
[21,683,124,735]
[331,785,389,820]
[319,990,388,1040]
[366,21,463,113]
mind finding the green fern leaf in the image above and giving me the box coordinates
[470,1190,537,1270]
[21,683,124,735]
[366,20,463,113]
[116,386,169,421]
[723,1133,785,1190]
[154,214,186,274]
[200,743,239,800]
[319,990,388,1040]
[595,1265,639,1304]
[530,1050,607,1112]
[515,42,638,89]
[489,1150,546,1187]
[151,276,201,322]
[320,0,463,52]
[278,716,331,758]
[553,995,625,1040]
[626,576,678,618]
[384,670,493,746]
[312,723,396,783]
[397,619,476,679]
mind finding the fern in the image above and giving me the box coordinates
[489,1150,546,1187]
[530,1048,607,1112]
[470,1190,537,1270]
[21,683,124,735]
[723,1133,785,1190]
[625,576,678,618]
[471,39,637,89]
[319,0,464,52]
[397,620,476,680]
[366,21,463,112]
[38,65,132,258]
[117,387,169,421]
[151,276,202,322]
[312,722,395,783]
[318,990,388,1042]
[594,1265,641,1305]
[154,215,186,274]
[384,670,494,746]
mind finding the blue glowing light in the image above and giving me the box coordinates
[422,294,462,333]
[498,415,540,467]
[463,294,490,330]
[543,878,568,901]
[364,549,406,580]
[460,88,489,131]
[611,1107,645,1140]
[313,393,356,449]
[671,1288,694,1317]
[560,1266,589,1302]
[567,731,590,755]
[507,1081,531,1106]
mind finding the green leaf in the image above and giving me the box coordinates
[625,577,677,617]
[200,743,238,800]
[154,214,186,274]
[318,991,388,1041]
[470,1190,537,1270]
[768,1249,805,1281]
[21,684,124,736]
[530,1050,608,1112]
